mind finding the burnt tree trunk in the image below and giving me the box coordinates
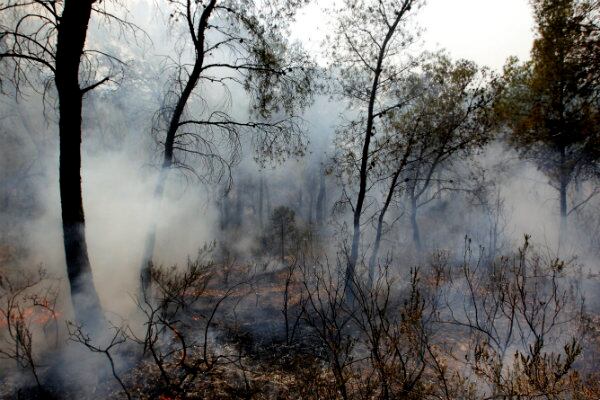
[297,188,303,218]
[258,175,264,231]
[220,188,230,230]
[139,168,168,297]
[368,132,415,283]
[346,5,412,298]
[55,0,104,327]
[315,171,326,226]
[368,169,402,285]
[409,194,422,256]
[307,173,316,224]
[280,218,285,262]
[558,144,569,249]
[234,187,243,228]
[265,180,272,216]
[140,0,218,297]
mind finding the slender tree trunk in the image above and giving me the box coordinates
[265,180,272,216]
[559,179,568,248]
[369,215,385,285]
[558,145,568,249]
[280,219,285,262]
[347,62,382,297]
[487,193,502,263]
[308,174,315,224]
[140,0,217,298]
[221,188,230,230]
[258,175,264,231]
[410,194,422,256]
[297,188,303,217]
[316,171,326,226]
[368,169,402,284]
[346,6,411,297]
[140,168,168,297]
[234,187,243,228]
[367,132,415,283]
[55,0,104,328]
[488,219,498,263]
[308,189,314,224]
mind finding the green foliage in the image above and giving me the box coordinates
[496,0,600,183]
[157,0,317,175]
[335,50,498,191]
[330,0,424,183]
[394,53,496,174]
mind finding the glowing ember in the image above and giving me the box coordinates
[0,305,60,329]
[158,395,179,400]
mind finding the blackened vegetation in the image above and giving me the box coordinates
[0,0,135,329]
[0,0,599,399]
[140,0,315,298]
[55,0,104,330]
[4,237,595,399]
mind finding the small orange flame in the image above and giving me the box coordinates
[0,305,60,329]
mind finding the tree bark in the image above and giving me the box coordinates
[139,168,168,297]
[55,0,104,327]
[368,131,415,283]
[234,187,243,228]
[140,0,217,297]
[368,169,402,284]
[346,4,413,298]
[316,171,326,226]
[297,188,303,218]
[258,175,264,231]
[558,144,568,249]
[307,173,315,224]
[409,192,422,257]
[280,218,285,262]
[347,69,381,296]
[265,180,272,217]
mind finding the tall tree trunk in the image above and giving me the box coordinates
[367,132,415,283]
[488,218,498,263]
[139,168,168,297]
[221,188,230,230]
[280,219,285,262]
[410,194,422,256]
[297,188,303,217]
[316,171,326,226]
[55,0,104,327]
[346,6,411,297]
[369,215,385,286]
[308,189,314,225]
[140,0,217,298]
[258,175,264,231]
[558,145,568,249]
[307,173,315,224]
[265,180,272,217]
[368,169,402,285]
[347,57,383,297]
[234,187,243,228]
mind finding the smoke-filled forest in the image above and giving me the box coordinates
[1,0,599,398]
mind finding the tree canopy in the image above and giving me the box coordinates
[496,0,600,238]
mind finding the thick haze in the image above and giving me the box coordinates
[292,0,535,70]
[1,0,599,397]
[0,0,579,313]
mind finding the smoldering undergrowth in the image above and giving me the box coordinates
[0,236,585,399]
